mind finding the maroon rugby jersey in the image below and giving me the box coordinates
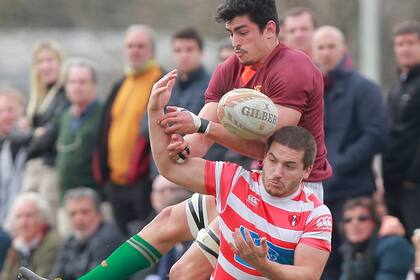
[205,43,332,182]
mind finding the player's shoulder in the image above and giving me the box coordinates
[267,44,320,79]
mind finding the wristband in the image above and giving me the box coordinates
[198,119,209,134]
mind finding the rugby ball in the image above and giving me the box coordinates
[217,88,278,139]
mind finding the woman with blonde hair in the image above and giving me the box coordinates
[13,40,69,220]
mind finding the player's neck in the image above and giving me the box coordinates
[251,40,279,70]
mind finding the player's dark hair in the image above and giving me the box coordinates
[266,126,316,169]
[393,21,420,39]
[172,27,204,51]
[215,0,280,36]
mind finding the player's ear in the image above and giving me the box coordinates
[264,20,277,39]
[302,165,313,179]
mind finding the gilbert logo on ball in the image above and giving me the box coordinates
[217,88,278,139]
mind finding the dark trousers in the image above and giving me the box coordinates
[105,178,153,236]
[385,182,420,239]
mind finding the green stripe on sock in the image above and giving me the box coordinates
[78,235,161,280]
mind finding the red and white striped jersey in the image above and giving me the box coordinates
[204,161,332,280]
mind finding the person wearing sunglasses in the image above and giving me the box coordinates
[340,197,414,280]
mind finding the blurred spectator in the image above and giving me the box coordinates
[383,21,420,239]
[56,59,103,202]
[312,26,389,279]
[93,25,164,236]
[283,6,316,57]
[12,41,70,219]
[0,192,60,279]
[412,229,420,280]
[0,88,27,225]
[0,226,10,270]
[217,37,234,63]
[145,175,192,280]
[49,188,124,280]
[340,197,413,280]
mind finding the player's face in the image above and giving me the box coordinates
[284,13,315,53]
[65,65,96,108]
[343,206,375,244]
[262,142,311,197]
[35,48,60,87]
[172,38,203,76]
[394,33,420,72]
[226,15,275,66]
[124,30,154,71]
[67,198,102,241]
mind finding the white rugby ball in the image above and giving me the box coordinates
[217,88,278,139]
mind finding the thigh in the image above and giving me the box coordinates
[170,241,214,280]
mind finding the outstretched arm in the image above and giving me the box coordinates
[148,70,206,194]
[162,102,301,160]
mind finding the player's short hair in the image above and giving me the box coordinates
[172,27,204,51]
[64,187,101,212]
[215,0,280,36]
[284,6,317,28]
[393,21,420,39]
[266,126,316,169]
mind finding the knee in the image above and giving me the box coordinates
[143,205,181,241]
[169,258,192,280]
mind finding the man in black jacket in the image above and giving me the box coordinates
[383,21,420,239]
[312,25,389,280]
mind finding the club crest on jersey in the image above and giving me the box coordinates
[254,85,262,92]
[288,214,300,227]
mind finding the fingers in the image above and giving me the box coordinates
[260,237,269,254]
[159,111,192,127]
[152,70,177,93]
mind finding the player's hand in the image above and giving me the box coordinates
[148,69,177,112]
[167,134,189,162]
[160,106,198,135]
[229,228,269,270]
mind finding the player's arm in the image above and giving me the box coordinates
[148,70,206,194]
[230,229,329,280]
[163,103,302,160]
[259,243,329,280]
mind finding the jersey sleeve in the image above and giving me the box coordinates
[205,160,241,212]
[204,63,226,103]
[299,204,332,252]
